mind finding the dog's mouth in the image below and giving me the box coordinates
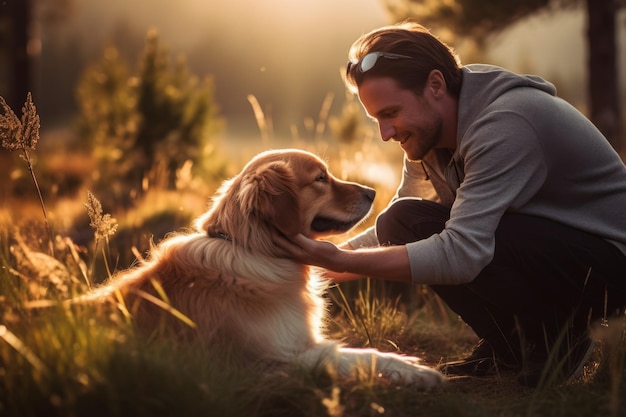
[310,216,361,234]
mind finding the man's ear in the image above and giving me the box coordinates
[426,69,446,98]
[238,161,301,236]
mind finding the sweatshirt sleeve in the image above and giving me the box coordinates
[407,109,548,285]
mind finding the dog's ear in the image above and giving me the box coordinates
[238,161,301,236]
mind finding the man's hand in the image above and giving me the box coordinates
[272,230,367,283]
[272,229,413,284]
[272,230,341,270]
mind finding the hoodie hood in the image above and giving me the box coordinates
[457,64,557,143]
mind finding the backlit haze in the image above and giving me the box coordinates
[35,1,625,146]
[39,0,388,142]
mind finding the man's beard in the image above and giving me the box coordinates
[405,119,442,162]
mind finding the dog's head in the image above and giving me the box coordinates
[197,149,375,253]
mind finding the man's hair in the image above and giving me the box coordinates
[345,22,463,97]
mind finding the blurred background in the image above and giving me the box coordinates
[2,0,389,141]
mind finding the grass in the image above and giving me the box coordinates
[3,186,626,417]
[1,96,626,416]
[1,278,625,417]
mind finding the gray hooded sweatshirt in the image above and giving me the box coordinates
[348,64,626,285]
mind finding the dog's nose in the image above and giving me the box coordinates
[363,187,376,202]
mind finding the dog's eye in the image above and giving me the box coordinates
[315,172,328,183]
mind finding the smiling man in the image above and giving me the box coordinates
[275,22,626,387]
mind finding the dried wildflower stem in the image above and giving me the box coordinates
[100,241,113,278]
[23,148,54,255]
[0,93,54,255]
[84,191,118,282]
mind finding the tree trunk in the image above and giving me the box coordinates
[7,0,32,111]
[1,0,33,197]
[586,0,623,151]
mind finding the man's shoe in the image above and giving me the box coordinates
[516,336,596,388]
[439,339,519,377]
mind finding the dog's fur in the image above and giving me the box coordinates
[88,149,444,388]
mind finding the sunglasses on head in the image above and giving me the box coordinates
[346,52,412,76]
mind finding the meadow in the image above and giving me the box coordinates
[1,87,626,417]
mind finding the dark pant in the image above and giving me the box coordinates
[375,198,626,362]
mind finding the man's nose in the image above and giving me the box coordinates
[379,122,395,142]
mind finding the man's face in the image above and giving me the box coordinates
[358,76,443,161]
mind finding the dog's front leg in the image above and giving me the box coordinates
[296,344,445,389]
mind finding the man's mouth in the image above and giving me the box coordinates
[398,134,409,145]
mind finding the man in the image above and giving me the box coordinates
[275,22,626,387]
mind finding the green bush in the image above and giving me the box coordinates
[75,30,224,203]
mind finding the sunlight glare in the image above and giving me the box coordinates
[340,158,398,191]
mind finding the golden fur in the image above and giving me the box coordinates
[89,149,444,388]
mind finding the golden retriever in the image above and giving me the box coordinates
[87,148,444,388]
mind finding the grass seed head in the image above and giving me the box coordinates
[84,191,119,241]
[0,93,40,152]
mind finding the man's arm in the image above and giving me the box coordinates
[320,242,365,283]
[275,233,412,283]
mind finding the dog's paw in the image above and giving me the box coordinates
[377,357,446,389]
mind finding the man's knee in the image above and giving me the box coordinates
[376,198,449,245]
